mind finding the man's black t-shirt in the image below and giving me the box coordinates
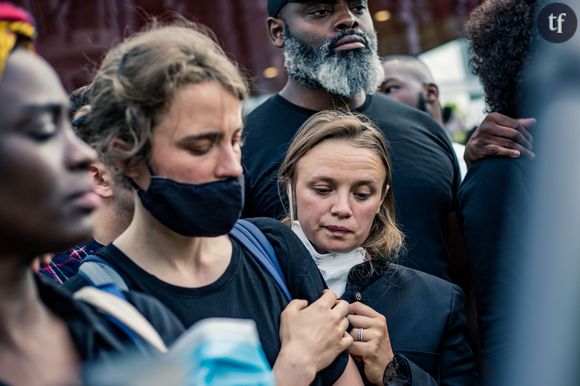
[66,217,348,386]
[242,94,460,281]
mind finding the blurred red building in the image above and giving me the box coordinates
[13,0,481,93]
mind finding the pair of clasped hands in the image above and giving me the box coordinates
[278,289,391,386]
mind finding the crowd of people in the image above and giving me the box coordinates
[0,0,548,385]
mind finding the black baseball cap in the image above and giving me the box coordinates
[268,0,305,17]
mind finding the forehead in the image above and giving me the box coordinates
[157,81,242,137]
[284,0,370,15]
[382,61,422,83]
[297,139,385,182]
[0,50,67,128]
[293,0,368,5]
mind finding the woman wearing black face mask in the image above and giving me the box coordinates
[65,22,364,386]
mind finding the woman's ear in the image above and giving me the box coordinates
[267,17,286,48]
[286,179,296,223]
[378,184,390,214]
[110,138,142,181]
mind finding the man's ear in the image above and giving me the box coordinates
[90,163,114,199]
[267,17,286,48]
[425,83,440,103]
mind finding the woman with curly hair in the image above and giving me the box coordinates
[459,0,540,382]
[465,0,538,117]
[462,0,538,164]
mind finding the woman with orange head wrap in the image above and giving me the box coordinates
[0,3,184,385]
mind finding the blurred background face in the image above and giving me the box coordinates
[135,81,243,188]
[294,139,385,253]
[379,61,428,112]
[0,50,98,257]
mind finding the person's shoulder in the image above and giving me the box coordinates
[238,218,316,271]
[125,291,185,345]
[365,93,452,144]
[461,156,532,199]
[63,274,88,292]
[244,94,296,129]
[243,216,287,230]
[62,244,121,292]
[37,276,130,347]
[245,95,278,119]
[239,218,297,246]
[366,93,439,126]
[388,263,462,301]
[467,155,532,178]
[56,267,184,347]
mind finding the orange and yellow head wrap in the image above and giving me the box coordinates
[0,2,36,79]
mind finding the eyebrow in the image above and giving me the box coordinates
[176,127,243,144]
[382,78,400,84]
[14,103,65,130]
[22,103,65,115]
[300,0,367,7]
[309,175,379,186]
[302,0,335,5]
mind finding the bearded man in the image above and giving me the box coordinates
[242,0,462,282]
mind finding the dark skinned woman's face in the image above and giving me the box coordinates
[0,50,99,258]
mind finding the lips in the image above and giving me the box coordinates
[67,190,101,211]
[333,34,366,51]
[324,225,352,235]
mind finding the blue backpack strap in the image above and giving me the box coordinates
[78,255,129,295]
[77,255,153,353]
[230,220,292,302]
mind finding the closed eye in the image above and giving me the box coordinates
[354,192,371,200]
[307,4,333,17]
[310,9,331,16]
[313,187,332,195]
[25,116,59,143]
[21,104,64,143]
[187,141,214,155]
[233,133,244,148]
[384,85,400,94]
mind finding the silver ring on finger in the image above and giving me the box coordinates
[357,327,364,342]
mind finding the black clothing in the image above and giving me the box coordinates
[66,217,348,386]
[44,275,183,358]
[343,259,478,386]
[242,94,460,281]
[0,276,184,386]
[458,157,531,377]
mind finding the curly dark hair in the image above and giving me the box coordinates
[465,0,537,116]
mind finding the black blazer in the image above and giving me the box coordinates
[343,259,478,386]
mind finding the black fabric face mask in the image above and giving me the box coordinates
[131,170,244,238]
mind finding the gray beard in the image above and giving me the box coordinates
[283,29,384,100]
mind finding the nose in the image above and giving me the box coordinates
[215,143,243,179]
[64,125,96,171]
[330,192,352,219]
[334,5,359,31]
